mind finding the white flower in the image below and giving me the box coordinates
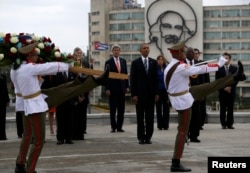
[38,43,44,49]
[0,32,5,38]
[54,51,61,58]
[32,35,40,42]
[35,48,40,55]
[10,36,19,44]
[54,46,60,51]
[10,47,17,53]
[11,33,17,37]
[0,54,4,60]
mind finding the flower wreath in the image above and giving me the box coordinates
[0,32,74,67]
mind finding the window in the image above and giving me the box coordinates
[204,21,221,28]
[242,43,250,49]
[92,11,100,16]
[92,51,100,56]
[242,20,250,27]
[132,33,144,41]
[110,13,130,20]
[110,23,131,31]
[242,31,250,39]
[204,10,221,17]
[204,32,221,39]
[222,21,240,27]
[241,54,250,61]
[132,23,144,30]
[204,43,221,50]
[92,31,100,35]
[92,21,99,26]
[131,12,144,20]
[223,43,240,50]
[222,32,240,39]
[222,10,240,17]
[131,44,141,51]
[120,44,130,51]
[110,34,131,41]
[242,9,250,17]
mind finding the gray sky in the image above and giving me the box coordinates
[0,0,249,54]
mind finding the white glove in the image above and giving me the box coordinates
[217,56,227,67]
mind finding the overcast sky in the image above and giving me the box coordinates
[0,0,249,54]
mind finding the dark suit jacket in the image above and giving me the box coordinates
[130,57,158,100]
[105,57,129,93]
[215,64,238,97]
[189,59,210,86]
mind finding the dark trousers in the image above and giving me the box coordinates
[188,101,201,139]
[16,111,24,138]
[0,105,7,140]
[155,89,169,129]
[56,103,74,141]
[109,91,125,130]
[219,93,235,127]
[136,98,154,141]
[200,99,207,127]
[73,101,88,139]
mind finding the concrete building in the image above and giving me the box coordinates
[203,5,250,108]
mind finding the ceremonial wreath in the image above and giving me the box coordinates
[0,32,73,67]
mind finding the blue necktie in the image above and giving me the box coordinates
[144,58,148,74]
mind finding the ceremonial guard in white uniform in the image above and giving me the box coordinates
[12,43,109,173]
[164,41,246,172]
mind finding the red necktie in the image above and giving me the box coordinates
[115,58,120,73]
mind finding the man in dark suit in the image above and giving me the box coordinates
[186,47,210,143]
[130,43,159,144]
[72,47,91,140]
[54,72,75,144]
[0,74,10,140]
[215,52,238,129]
[194,48,210,130]
[105,45,129,133]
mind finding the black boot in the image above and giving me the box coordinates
[171,159,191,172]
[233,61,246,81]
[15,164,26,173]
[95,65,110,85]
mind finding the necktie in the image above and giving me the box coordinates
[225,65,229,74]
[144,58,148,74]
[190,60,193,66]
[115,58,120,73]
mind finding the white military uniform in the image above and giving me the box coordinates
[10,62,25,112]
[164,58,218,110]
[14,62,69,115]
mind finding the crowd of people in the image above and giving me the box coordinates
[0,41,247,172]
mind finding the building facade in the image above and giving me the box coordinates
[203,5,250,108]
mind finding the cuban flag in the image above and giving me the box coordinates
[94,41,109,51]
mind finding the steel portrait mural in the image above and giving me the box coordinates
[146,0,198,57]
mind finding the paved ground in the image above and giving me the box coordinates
[1,122,250,173]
